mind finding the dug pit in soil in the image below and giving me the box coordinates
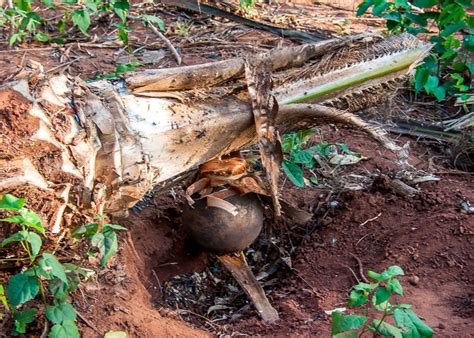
[85,128,473,337]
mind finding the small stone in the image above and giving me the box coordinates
[409,275,420,286]
[438,323,446,329]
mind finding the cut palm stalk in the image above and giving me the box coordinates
[218,252,279,324]
[0,33,430,230]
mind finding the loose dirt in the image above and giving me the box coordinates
[69,127,472,337]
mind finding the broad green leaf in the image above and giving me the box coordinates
[0,215,24,224]
[456,0,473,7]
[113,0,129,23]
[101,230,118,267]
[103,224,128,232]
[50,320,80,338]
[332,311,367,335]
[72,9,91,35]
[115,63,138,73]
[1,231,26,247]
[394,0,410,9]
[371,320,403,337]
[9,32,24,46]
[374,287,391,305]
[432,85,446,101]
[39,253,68,284]
[14,308,38,334]
[415,67,429,93]
[46,303,77,324]
[348,290,368,307]
[24,231,42,257]
[7,273,39,306]
[19,208,45,234]
[71,223,98,240]
[14,308,38,323]
[309,175,319,185]
[463,35,474,52]
[369,266,404,281]
[118,28,128,46]
[353,282,379,293]
[0,194,25,210]
[405,13,428,26]
[293,149,314,164]
[372,0,390,16]
[35,32,49,42]
[412,0,437,8]
[282,160,304,187]
[49,278,69,301]
[386,278,404,296]
[281,134,294,152]
[85,0,98,12]
[357,0,374,16]
[15,0,32,11]
[440,22,466,37]
[392,304,412,310]
[104,331,127,338]
[394,309,434,337]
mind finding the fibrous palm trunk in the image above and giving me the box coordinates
[0,33,429,232]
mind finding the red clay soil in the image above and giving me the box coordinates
[0,3,472,337]
[73,127,472,337]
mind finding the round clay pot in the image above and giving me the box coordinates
[182,193,264,255]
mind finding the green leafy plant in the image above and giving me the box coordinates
[281,129,363,187]
[239,0,256,13]
[356,0,473,101]
[71,216,127,267]
[0,194,94,336]
[331,265,434,337]
[0,193,125,336]
[0,0,164,49]
[94,61,143,80]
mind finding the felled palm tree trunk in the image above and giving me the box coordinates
[0,33,429,232]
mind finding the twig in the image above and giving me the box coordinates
[127,14,181,64]
[151,269,163,297]
[355,233,370,246]
[359,212,382,226]
[341,264,360,283]
[148,23,182,65]
[46,57,84,74]
[76,311,101,335]
[291,268,322,297]
[176,309,219,331]
[350,253,369,283]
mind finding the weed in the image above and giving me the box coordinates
[0,194,125,336]
[175,20,193,36]
[239,0,256,14]
[281,129,362,187]
[0,0,163,51]
[331,265,434,337]
[93,61,143,80]
[356,0,473,101]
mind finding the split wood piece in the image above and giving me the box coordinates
[380,174,418,198]
[245,57,282,216]
[127,34,378,92]
[218,252,279,324]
